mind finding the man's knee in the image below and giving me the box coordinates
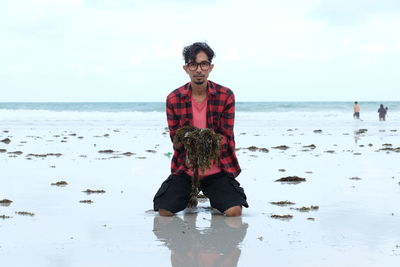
[224,206,242,217]
[159,209,174,216]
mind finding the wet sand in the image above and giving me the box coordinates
[1,119,400,266]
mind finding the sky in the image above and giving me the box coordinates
[1,0,400,102]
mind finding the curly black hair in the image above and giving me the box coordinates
[182,42,215,63]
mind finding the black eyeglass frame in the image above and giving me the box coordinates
[186,61,211,71]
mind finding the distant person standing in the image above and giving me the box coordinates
[353,101,360,120]
[378,104,386,121]
[385,107,389,120]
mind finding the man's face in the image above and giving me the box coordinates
[183,51,214,86]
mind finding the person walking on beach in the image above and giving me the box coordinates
[385,107,389,120]
[378,104,386,121]
[353,101,360,120]
[153,42,248,217]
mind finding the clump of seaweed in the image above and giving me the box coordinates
[173,126,221,208]
[82,189,106,194]
[275,176,306,183]
[15,211,35,216]
[271,214,293,220]
[51,181,68,187]
[270,200,295,206]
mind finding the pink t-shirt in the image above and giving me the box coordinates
[185,96,221,179]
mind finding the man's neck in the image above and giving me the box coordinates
[191,81,208,96]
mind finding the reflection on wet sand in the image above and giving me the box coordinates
[153,214,248,267]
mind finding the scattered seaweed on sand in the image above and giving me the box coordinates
[379,147,400,152]
[1,215,12,219]
[313,129,322,133]
[0,199,13,206]
[257,236,264,241]
[275,176,306,183]
[353,152,362,155]
[307,217,315,221]
[355,129,368,135]
[272,145,290,150]
[82,189,106,194]
[145,149,157,153]
[303,144,316,150]
[0,149,7,153]
[278,169,286,172]
[270,200,295,206]
[15,211,35,216]
[324,150,336,153]
[26,153,62,157]
[122,152,135,156]
[136,156,147,159]
[173,126,221,208]
[51,181,68,187]
[98,150,115,154]
[244,146,269,153]
[79,200,93,204]
[294,206,319,212]
[305,171,313,174]
[7,151,23,155]
[0,138,11,144]
[349,176,362,180]
[271,214,293,220]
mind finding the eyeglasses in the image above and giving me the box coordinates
[187,61,211,71]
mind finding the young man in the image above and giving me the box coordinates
[153,42,248,217]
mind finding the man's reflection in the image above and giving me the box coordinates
[153,214,248,267]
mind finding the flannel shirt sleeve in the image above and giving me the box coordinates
[219,93,235,148]
[166,97,179,142]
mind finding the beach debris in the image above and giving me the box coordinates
[353,152,362,155]
[355,129,368,135]
[349,176,362,180]
[270,200,295,206]
[244,146,269,153]
[145,149,157,153]
[378,147,400,152]
[275,176,306,183]
[307,217,315,221]
[257,236,264,241]
[26,153,62,157]
[313,129,322,133]
[324,150,335,153]
[136,156,147,159]
[79,200,93,204]
[98,150,115,153]
[0,149,7,153]
[82,189,106,194]
[122,152,136,156]
[305,171,313,174]
[1,215,12,219]
[272,145,290,150]
[278,169,286,172]
[239,132,247,135]
[15,211,35,216]
[303,144,316,150]
[51,181,68,187]
[78,136,84,139]
[68,133,77,136]
[390,129,397,132]
[0,138,11,144]
[0,199,13,206]
[164,152,172,158]
[3,130,9,133]
[383,144,392,147]
[294,206,319,212]
[50,165,56,168]
[173,126,221,208]
[271,214,293,220]
[7,151,23,155]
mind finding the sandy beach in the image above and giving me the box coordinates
[1,109,400,267]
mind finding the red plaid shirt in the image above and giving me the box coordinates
[166,80,241,178]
